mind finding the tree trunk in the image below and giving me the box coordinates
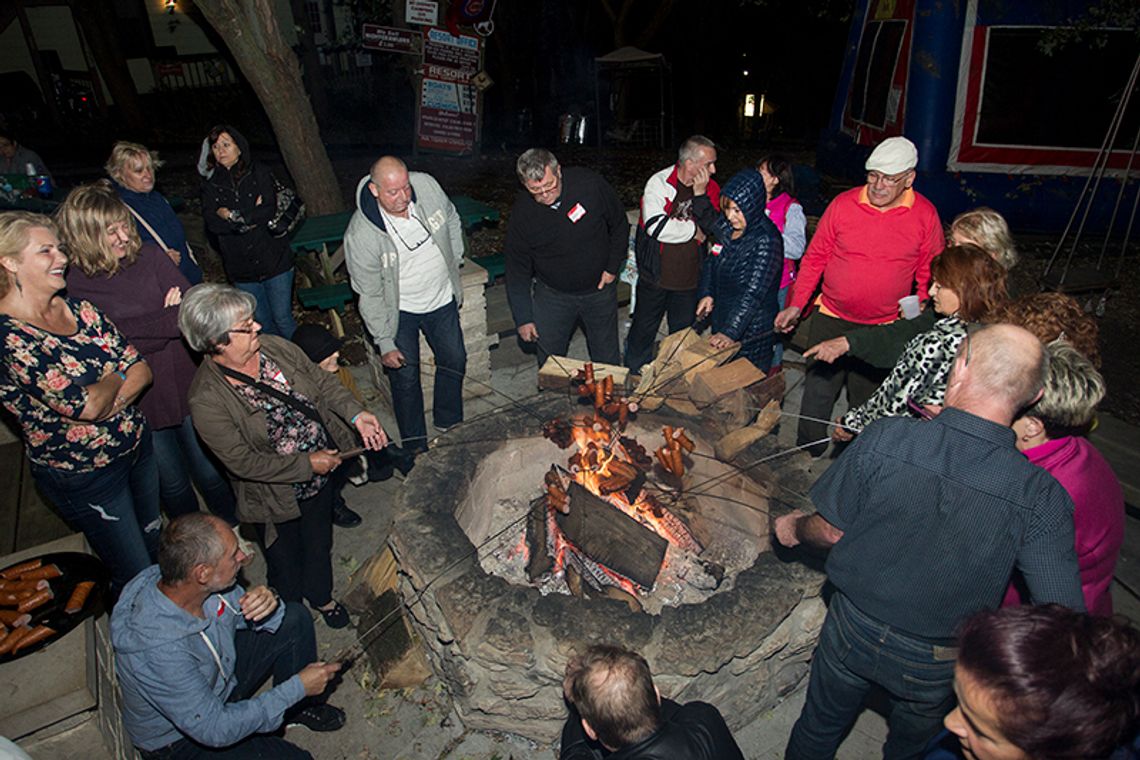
[193,0,345,214]
[68,0,149,135]
[287,0,331,130]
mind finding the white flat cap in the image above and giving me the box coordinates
[865,136,918,174]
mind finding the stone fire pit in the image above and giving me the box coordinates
[387,395,825,743]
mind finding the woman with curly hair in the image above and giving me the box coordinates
[992,292,1100,367]
[929,604,1140,760]
[836,244,1007,436]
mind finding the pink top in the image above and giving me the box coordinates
[1002,436,1125,615]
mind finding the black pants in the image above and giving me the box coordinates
[624,279,698,373]
[532,279,621,366]
[793,312,888,454]
[137,604,317,760]
[257,482,335,608]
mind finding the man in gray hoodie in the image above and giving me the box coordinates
[344,156,466,454]
[111,513,343,758]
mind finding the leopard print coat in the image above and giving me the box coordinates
[841,315,968,433]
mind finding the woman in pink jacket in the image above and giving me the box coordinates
[1003,339,1123,615]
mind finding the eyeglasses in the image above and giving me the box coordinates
[525,176,560,198]
[227,319,259,335]
[389,215,432,251]
[866,170,911,187]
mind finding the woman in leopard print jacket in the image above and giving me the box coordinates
[838,244,1007,435]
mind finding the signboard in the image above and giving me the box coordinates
[422,27,479,72]
[406,0,438,26]
[416,28,481,154]
[361,24,417,54]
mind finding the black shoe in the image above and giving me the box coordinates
[388,444,418,476]
[287,703,346,732]
[332,501,362,528]
[317,601,350,629]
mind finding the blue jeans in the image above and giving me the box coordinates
[388,299,466,451]
[786,593,958,760]
[624,279,697,373]
[31,430,161,593]
[136,603,316,760]
[236,269,297,339]
[152,416,237,525]
[532,279,620,366]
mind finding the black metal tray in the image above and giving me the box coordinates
[0,552,109,663]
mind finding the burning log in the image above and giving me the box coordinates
[525,499,554,582]
[556,483,667,590]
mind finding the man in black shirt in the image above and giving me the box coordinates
[505,148,629,366]
[560,644,744,760]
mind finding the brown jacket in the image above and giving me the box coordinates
[189,335,365,539]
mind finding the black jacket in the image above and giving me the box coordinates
[504,166,628,326]
[560,699,744,760]
[200,126,293,282]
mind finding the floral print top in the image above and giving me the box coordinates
[233,354,330,500]
[0,298,145,471]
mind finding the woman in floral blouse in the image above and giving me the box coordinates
[179,284,388,629]
[0,211,157,592]
[59,182,238,527]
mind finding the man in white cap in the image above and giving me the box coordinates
[773,136,944,456]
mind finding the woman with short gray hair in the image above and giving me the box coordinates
[180,283,390,628]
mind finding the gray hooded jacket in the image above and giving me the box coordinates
[110,565,304,751]
[343,172,465,355]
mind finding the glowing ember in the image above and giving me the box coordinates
[538,400,703,595]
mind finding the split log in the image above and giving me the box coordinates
[715,399,782,461]
[679,342,740,385]
[746,372,787,413]
[539,356,629,391]
[664,397,702,416]
[689,358,766,406]
[556,483,667,589]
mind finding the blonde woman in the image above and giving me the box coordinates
[59,182,237,527]
[106,140,202,284]
[0,211,156,592]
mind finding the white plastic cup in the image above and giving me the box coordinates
[898,295,921,320]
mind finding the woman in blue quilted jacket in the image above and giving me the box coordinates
[692,168,784,372]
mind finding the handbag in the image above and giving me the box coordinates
[267,174,305,239]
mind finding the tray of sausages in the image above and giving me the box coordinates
[0,552,108,663]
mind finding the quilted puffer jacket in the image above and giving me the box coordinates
[694,169,783,371]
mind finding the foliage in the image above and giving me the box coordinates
[1039,0,1140,55]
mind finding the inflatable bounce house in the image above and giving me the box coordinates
[819,0,1139,234]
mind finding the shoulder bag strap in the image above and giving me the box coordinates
[218,363,333,442]
[124,204,170,251]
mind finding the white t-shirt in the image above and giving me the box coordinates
[381,202,452,314]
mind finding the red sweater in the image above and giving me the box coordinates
[789,186,943,324]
